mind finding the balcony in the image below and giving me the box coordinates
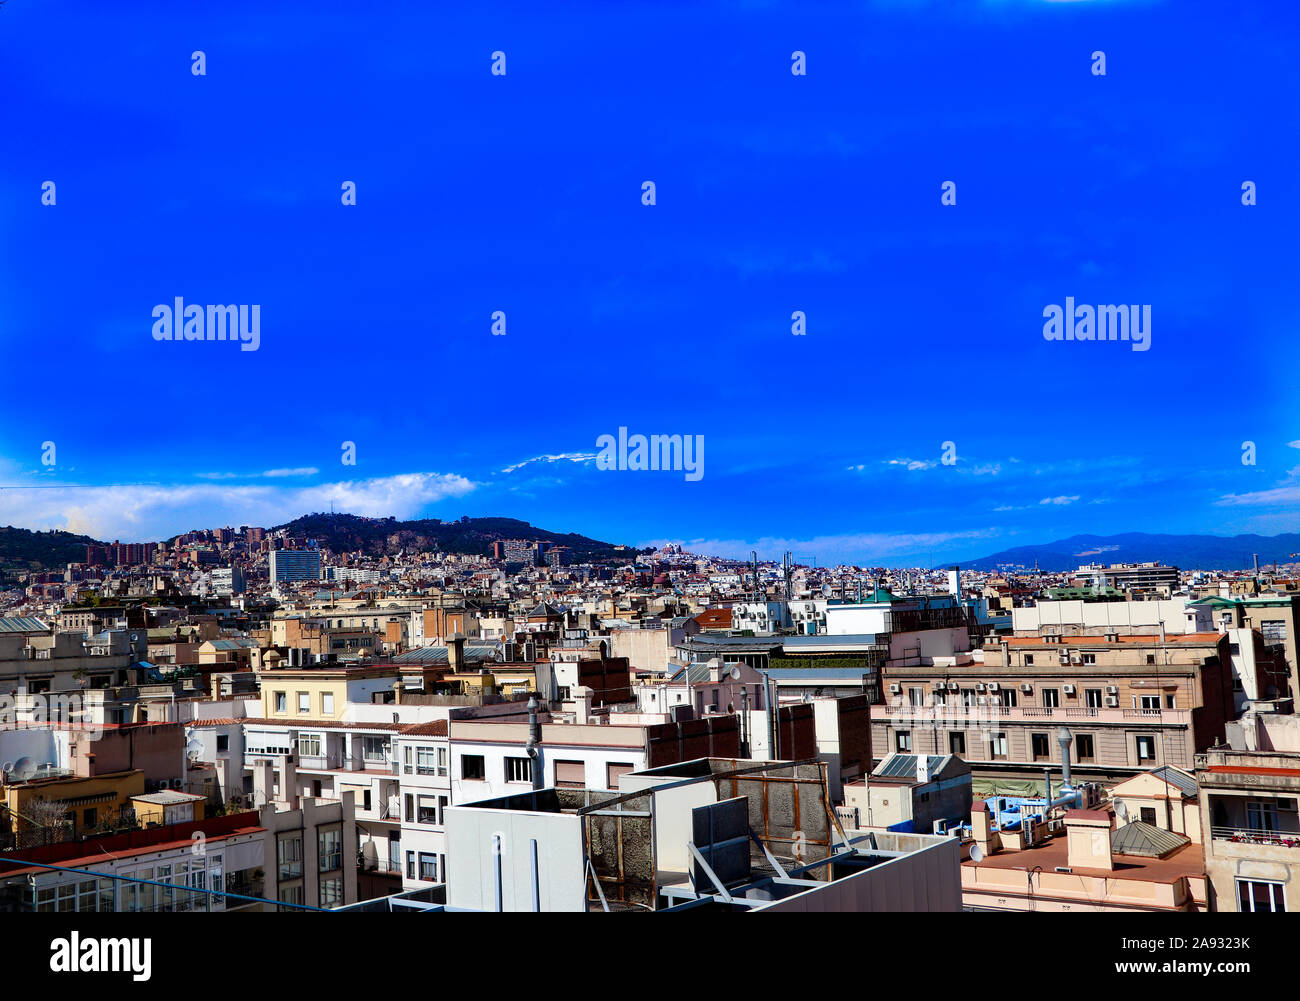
[1211,826,1300,849]
[885,702,1192,728]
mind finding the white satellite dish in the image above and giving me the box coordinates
[1115,800,1129,822]
[729,665,741,681]
[10,756,37,782]
[969,842,984,864]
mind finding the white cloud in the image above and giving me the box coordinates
[1039,495,1080,506]
[884,458,938,471]
[640,529,998,565]
[501,453,596,474]
[0,472,476,540]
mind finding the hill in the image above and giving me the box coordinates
[0,525,98,574]
[272,513,637,561]
[963,532,1300,572]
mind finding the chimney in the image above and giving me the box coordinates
[916,754,931,783]
[526,695,543,791]
[1065,810,1113,871]
[1057,727,1073,787]
[448,633,466,674]
[970,801,993,857]
[573,685,594,725]
[393,679,405,705]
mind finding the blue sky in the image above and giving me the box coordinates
[2,0,1298,566]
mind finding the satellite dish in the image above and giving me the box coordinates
[969,842,984,864]
[729,665,741,681]
[1115,800,1129,822]
[10,757,36,782]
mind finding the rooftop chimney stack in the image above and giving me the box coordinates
[448,633,466,674]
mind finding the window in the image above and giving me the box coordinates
[404,794,414,823]
[321,693,335,715]
[277,834,303,880]
[319,877,343,907]
[606,762,634,788]
[278,884,305,910]
[1001,688,1017,708]
[960,689,976,707]
[896,731,912,752]
[83,808,97,828]
[1146,654,1156,665]
[298,733,322,758]
[555,759,586,788]
[418,853,438,881]
[908,687,924,707]
[505,756,533,783]
[1139,695,1160,712]
[363,736,390,762]
[1140,806,1158,825]
[1041,688,1059,709]
[1031,733,1050,761]
[437,746,448,777]
[1024,654,1034,666]
[216,734,229,752]
[949,731,966,754]
[274,691,287,713]
[462,755,486,780]
[1085,689,1102,709]
[990,732,1008,759]
[1135,735,1156,763]
[297,692,310,714]
[1237,879,1286,913]
[319,827,342,872]
[1247,800,1279,833]
[415,746,437,775]
[1082,653,1096,665]
[1261,620,1288,643]
[557,686,571,701]
[1165,694,1177,709]
[1076,734,1095,761]
[406,851,416,880]
[417,795,440,824]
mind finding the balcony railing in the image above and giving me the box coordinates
[1211,826,1300,849]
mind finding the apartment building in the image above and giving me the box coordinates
[1190,594,1300,699]
[1195,746,1300,912]
[269,549,322,584]
[392,719,450,890]
[875,633,1236,780]
[448,707,742,802]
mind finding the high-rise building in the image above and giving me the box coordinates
[269,549,322,584]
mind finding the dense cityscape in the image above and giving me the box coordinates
[0,518,1297,919]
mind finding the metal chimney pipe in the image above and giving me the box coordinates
[1057,726,1073,787]
[526,696,543,790]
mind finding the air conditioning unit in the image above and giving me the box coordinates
[1063,684,1076,695]
[1070,653,1083,664]
[987,682,1000,692]
[948,682,960,691]
[1106,685,1119,695]
[889,683,901,694]
[974,683,986,692]
[1020,683,1033,693]
[1105,696,1119,708]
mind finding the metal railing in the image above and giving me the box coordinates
[1211,826,1300,848]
